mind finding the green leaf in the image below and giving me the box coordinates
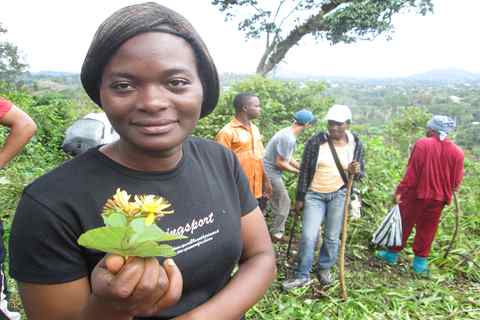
[124,241,177,258]
[78,226,130,255]
[103,213,127,227]
[130,217,146,233]
[78,226,179,257]
[129,222,187,245]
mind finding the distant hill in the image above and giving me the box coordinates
[30,71,78,78]
[407,69,480,83]
[274,68,480,85]
[20,71,82,93]
[20,68,480,89]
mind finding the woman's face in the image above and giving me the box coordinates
[327,120,348,140]
[100,32,203,155]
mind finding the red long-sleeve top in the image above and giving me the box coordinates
[396,135,464,204]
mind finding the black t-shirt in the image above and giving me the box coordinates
[9,137,257,319]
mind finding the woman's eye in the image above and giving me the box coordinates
[111,82,133,91]
[169,79,190,88]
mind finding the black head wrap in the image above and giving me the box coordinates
[81,2,219,118]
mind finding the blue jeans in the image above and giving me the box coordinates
[294,189,346,279]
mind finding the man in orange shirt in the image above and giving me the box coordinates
[216,93,272,208]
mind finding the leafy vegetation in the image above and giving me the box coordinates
[0,74,479,319]
[0,23,28,86]
[199,76,479,319]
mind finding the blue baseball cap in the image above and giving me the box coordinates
[294,109,316,125]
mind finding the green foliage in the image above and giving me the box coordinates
[249,105,480,319]
[0,81,478,318]
[456,124,480,157]
[0,23,28,85]
[384,106,432,155]
[0,87,83,215]
[194,76,332,201]
[78,224,182,258]
[194,75,332,142]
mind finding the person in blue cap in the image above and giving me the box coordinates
[282,104,364,290]
[376,115,464,275]
[263,109,316,242]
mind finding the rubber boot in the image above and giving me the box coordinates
[375,250,399,265]
[412,256,429,274]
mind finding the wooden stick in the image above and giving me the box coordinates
[443,192,461,259]
[286,208,300,261]
[339,173,354,301]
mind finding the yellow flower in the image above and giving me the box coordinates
[145,212,156,226]
[113,188,131,207]
[134,194,174,225]
[105,188,140,216]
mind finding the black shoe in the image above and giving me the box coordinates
[316,269,332,286]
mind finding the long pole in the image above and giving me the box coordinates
[339,173,354,301]
[443,192,461,259]
[286,208,300,261]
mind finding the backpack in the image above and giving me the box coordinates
[62,112,119,156]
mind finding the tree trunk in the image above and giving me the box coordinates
[256,0,353,75]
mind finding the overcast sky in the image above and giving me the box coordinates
[0,0,479,78]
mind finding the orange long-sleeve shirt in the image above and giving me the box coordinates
[216,118,265,198]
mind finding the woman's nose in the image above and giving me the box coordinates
[137,85,170,112]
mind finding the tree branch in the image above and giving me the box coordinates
[258,0,354,75]
[272,0,288,24]
[277,0,306,31]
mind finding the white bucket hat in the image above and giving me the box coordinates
[325,104,352,123]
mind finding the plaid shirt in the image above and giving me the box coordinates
[296,132,365,201]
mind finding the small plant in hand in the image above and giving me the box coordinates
[78,188,185,262]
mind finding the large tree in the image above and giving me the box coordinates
[212,0,433,75]
[0,23,28,84]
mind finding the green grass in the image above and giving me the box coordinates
[0,88,478,319]
[247,239,480,320]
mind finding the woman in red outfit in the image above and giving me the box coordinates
[376,115,464,274]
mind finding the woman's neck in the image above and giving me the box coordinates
[329,132,348,146]
[100,141,183,172]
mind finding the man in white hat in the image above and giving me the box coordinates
[283,104,364,290]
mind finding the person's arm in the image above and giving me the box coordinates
[18,256,183,320]
[215,129,233,150]
[0,104,37,168]
[296,137,314,206]
[353,138,365,180]
[275,154,299,174]
[289,159,300,170]
[177,207,276,320]
[18,277,129,320]
[347,161,361,177]
[262,168,272,198]
[274,136,298,173]
[395,142,424,202]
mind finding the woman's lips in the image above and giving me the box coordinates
[133,120,178,134]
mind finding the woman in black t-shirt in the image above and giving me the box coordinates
[9,3,276,320]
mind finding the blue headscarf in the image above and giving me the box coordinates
[427,115,456,141]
